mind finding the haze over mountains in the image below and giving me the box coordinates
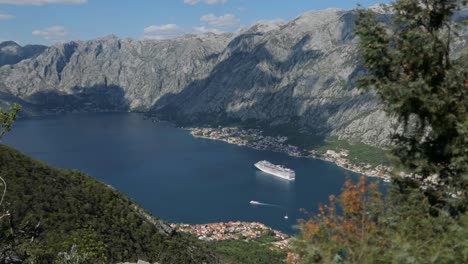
[0,6,466,147]
[0,41,46,67]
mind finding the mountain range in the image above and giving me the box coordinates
[0,6,466,147]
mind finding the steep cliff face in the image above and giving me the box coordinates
[155,9,397,146]
[0,7,465,147]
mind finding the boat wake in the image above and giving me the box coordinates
[250,200,289,220]
[249,200,285,209]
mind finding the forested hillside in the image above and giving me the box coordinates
[0,144,219,263]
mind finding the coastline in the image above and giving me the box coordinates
[171,221,291,250]
[187,126,392,181]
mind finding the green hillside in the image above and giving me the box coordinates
[0,144,219,263]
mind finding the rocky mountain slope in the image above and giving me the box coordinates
[0,41,47,67]
[156,8,397,146]
[0,7,466,147]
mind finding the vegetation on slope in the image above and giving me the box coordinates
[209,238,286,264]
[247,119,391,166]
[0,144,218,263]
[291,0,468,263]
[355,0,468,210]
[292,177,468,263]
[315,137,390,166]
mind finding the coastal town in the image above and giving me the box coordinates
[170,221,291,250]
[190,127,303,157]
[190,126,393,181]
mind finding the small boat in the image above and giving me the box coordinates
[284,214,289,219]
[250,200,261,205]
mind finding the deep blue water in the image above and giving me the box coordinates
[3,112,363,234]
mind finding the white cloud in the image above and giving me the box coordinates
[142,23,227,40]
[144,24,179,34]
[254,19,287,25]
[0,0,86,5]
[184,0,227,5]
[32,25,68,42]
[193,26,223,34]
[0,12,14,20]
[200,13,240,28]
[143,24,185,40]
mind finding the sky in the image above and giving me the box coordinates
[0,0,391,45]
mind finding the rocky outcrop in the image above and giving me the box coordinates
[0,41,47,66]
[118,261,159,264]
[0,8,466,147]
[131,204,175,236]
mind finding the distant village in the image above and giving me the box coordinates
[191,127,303,157]
[190,127,392,181]
[170,221,291,250]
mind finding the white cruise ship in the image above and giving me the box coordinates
[254,160,295,181]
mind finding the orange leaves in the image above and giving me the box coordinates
[341,176,380,217]
[298,176,383,260]
[340,177,381,239]
[302,219,320,240]
[286,251,300,264]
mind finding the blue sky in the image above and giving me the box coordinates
[0,0,391,45]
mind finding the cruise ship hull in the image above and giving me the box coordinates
[254,163,295,181]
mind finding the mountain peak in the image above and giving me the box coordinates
[100,34,120,40]
[368,3,393,14]
[291,8,345,28]
[0,41,47,66]
[0,40,20,48]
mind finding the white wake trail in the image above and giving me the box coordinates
[250,200,286,209]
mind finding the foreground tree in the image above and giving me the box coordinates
[0,103,21,218]
[0,104,22,261]
[354,0,467,211]
[293,177,382,263]
[0,104,21,141]
[291,177,468,263]
[291,1,468,263]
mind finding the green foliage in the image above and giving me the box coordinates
[316,137,390,166]
[264,125,390,166]
[56,245,92,264]
[284,133,326,151]
[292,177,468,263]
[210,239,286,264]
[0,144,218,263]
[0,103,21,140]
[354,0,468,211]
[293,2,468,262]
[62,229,107,262]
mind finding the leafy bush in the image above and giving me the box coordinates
[291,177,468,263]
[210,239,286,264]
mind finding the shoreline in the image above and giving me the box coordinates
[187,126,392,181]
[171,221,291,250]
